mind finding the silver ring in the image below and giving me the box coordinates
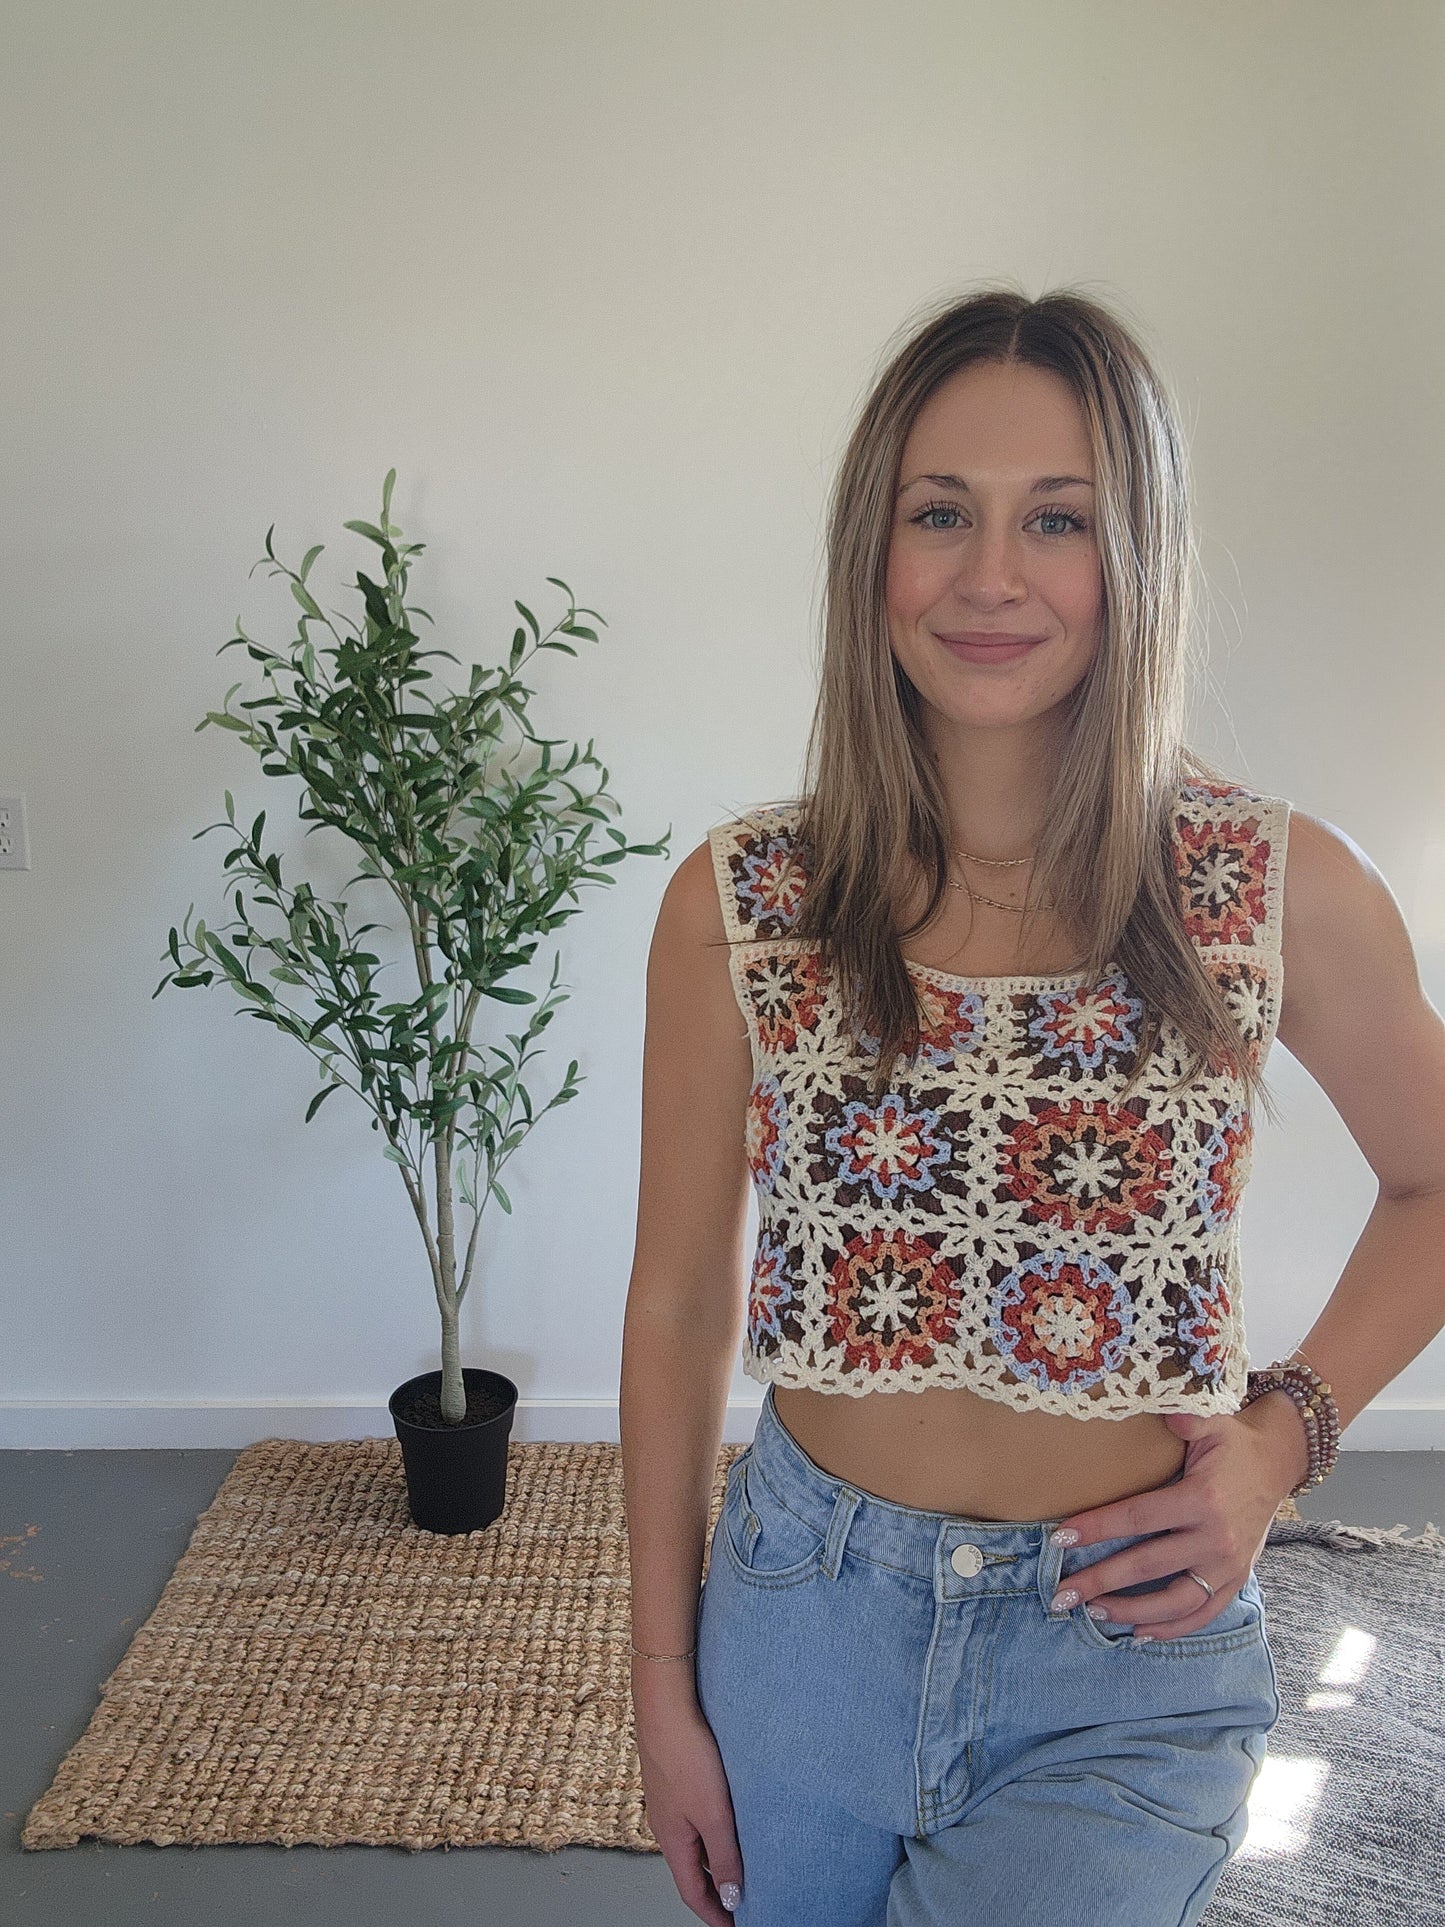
[1185,1568,1215,1600]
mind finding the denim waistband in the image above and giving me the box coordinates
[746,1383,1184,1601]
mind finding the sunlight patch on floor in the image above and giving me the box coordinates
[1237,1753,1331,1859]
[1237,1622,1377,1858]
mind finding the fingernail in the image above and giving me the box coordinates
[1133,1634,1154,1644]
[1086,1604,1110,1620]
[719,1881,741,1911]
[1050,1587,1080,1612]
[1050,1526,1079,1547]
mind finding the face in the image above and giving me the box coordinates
[885,359,1104,737]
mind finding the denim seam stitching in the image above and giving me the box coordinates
[718,1513,825,1587]
[966,1600,1005,1812]
[912,1590,949,1838]
[720,1469,826,1587]
[1069,1609,1266,1656]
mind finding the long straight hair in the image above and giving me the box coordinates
[772,283,1281,1125]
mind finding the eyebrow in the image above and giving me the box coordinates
[897,472,1095,496]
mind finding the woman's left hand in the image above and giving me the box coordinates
[1045,1396,1309,1639]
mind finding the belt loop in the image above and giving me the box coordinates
[821,1484,861,1581]
[1036,1525,1064,1613]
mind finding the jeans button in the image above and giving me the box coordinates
[950,1542,984,1576]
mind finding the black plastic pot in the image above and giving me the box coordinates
[388,1366,520,1534]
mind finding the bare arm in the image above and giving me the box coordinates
[1261,806,1445,1471]
[620,833,753,1701]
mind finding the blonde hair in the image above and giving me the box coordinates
[770,281,1279,1124]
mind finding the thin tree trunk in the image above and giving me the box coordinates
[434,1134,466,1421]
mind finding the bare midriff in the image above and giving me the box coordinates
[768,883,1187,1523]
[770,1383,1189,1523]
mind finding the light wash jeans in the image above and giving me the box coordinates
[694,1384,1281,1927]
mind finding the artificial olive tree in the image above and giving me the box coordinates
[157,470,668,1420]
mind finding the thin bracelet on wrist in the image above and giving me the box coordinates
[630,1641,697,1662]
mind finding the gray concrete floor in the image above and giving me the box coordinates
[2,1446,1441,1927]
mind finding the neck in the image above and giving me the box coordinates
[923,713,1065,860]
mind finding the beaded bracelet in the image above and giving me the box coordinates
[1238,1347,1340,1496]
[1243,1357,1339,1492]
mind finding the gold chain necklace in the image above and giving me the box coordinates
[948,843,1057,914]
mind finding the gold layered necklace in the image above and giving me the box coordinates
[948,843,1057,914]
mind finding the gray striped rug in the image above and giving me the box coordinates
[1211,1512,1445,1924]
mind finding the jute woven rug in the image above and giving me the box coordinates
[21,1435,1444,1923]
[23,1435,734,1854]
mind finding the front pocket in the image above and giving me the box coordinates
[720,1453,828,1588]
[1070,1567,1266,1656]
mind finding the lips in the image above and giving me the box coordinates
[934,632,1048,645]
[934,629,1048,664]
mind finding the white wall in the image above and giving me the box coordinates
[2,1,1441,1447]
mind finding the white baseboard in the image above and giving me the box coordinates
[0,1398,1439,1452]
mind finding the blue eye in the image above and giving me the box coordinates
[1034,507,1089,536]
[914,502,963,531]
[910,500,1090,536]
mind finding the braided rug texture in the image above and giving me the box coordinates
[22,1435,740,1853]
[21,1438,1441,1921]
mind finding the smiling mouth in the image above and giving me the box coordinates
[934,631,1049,646]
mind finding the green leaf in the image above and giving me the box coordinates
[206,935,249,980]
[491,1180,512,1214]
[299,543,325,582]
[291,579,324,621]
[356,571,391,630]
[305,1081,343,1122]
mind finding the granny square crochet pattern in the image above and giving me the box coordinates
[706,779,1291,1419]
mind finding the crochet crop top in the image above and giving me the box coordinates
[707,778,1292,1419]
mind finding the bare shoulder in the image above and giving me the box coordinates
[652,832,730,949]
[646,835,739,1020]
[1278,806,1412,1006]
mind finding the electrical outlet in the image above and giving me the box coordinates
[0,794,31,870]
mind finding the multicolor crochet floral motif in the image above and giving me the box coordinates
[707,779,1290,1416]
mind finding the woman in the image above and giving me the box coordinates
[620,286,1443,1926]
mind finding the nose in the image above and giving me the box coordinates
[952,523,1027,605]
